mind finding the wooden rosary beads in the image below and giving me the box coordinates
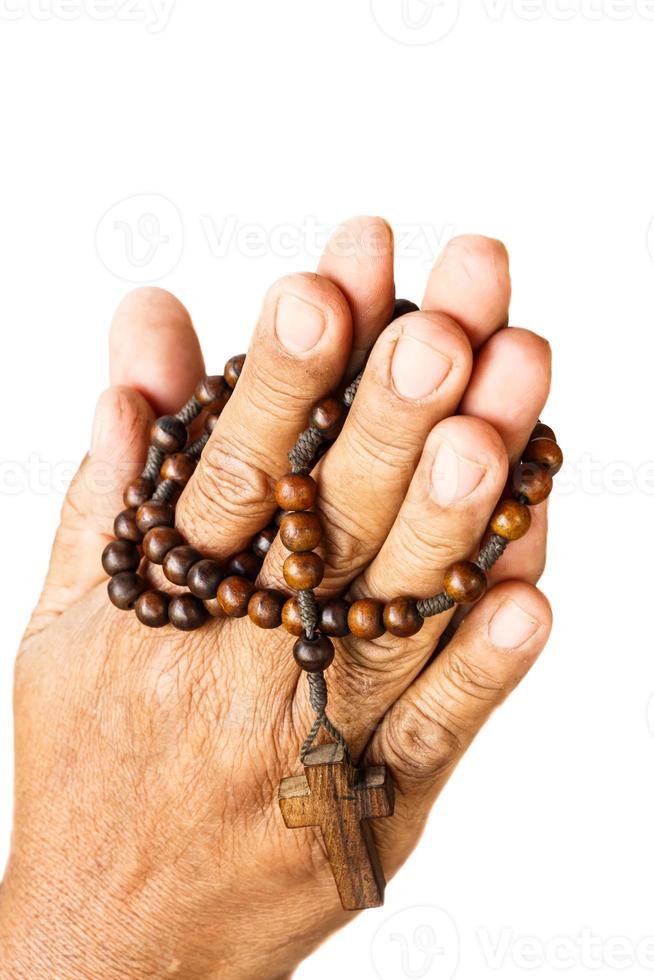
[102,299,562,910]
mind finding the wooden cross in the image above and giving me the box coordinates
[278,743,394,910]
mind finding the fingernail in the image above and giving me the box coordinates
[391,334,452,399]
[431,442,486,505]
[489,599,539,649]
[275,294,326,353]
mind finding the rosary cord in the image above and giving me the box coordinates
[300,672,349,763]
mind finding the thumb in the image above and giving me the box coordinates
[26,386,152,639]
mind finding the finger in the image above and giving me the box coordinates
[327,417,507,747]
[109,286,205,413]
[460,327,552,463]
[317,216,395,378]
[27,386,153,639]
[422,235,511,350]
[262,311,473,592]
[177,273,352,558]
[371,581,552,863]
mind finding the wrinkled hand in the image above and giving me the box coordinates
[0,219,553,980]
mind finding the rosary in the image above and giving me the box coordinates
[102,299,562,911]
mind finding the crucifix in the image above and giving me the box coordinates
[278,742,395,910]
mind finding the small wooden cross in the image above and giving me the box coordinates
[278,743,394,910]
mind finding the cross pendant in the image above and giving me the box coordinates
[278,743,395,910]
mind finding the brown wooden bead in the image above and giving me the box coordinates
[383,597,423,638]
[150,415,187,453]
[187,559,223,599]
[142,526,183,564]
[248,589,285,629]
[160,452,197,487]
[163,546,203,586]
[275,473,317,512]
[135,500,175,534]
[280,512,322,553]
[135,590,170,628]
[123,476,154,509]
[224,354,246,388]
[282,597,304,636]
[107,571,146,610]
[523,437,563,475]
[205,412,222,435]
[531,422,556,442]
[227,550,262,580]
[203,596,224,617]
[283,552,324,590]
[348,599,385,640]
[392,298,420,319]
[310,397,344,437]
[274,507,287,527]
[443,561,487,603]
[218,575,256,617]
[293,633,335,672]
[252,525,277,559]
[114,508,143,543]
[319,599,351,638]
[490,499,532,541]
[102,539,140,576]
[169,594,208,631]
[512,462,553,506]
[195,374,228,407]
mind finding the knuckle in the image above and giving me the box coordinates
[382,697,462,784]
[186,440,275,529]
[440,647,505,705]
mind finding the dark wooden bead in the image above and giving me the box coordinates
[293,633,335,672]
[443,561,487,603]
[123,476,154,509]
[163,546,203,586]
[523,437,563,475]
[252,525,277,559]
[348,599,385,640]
[383,597,423,638]
[169,594,208,631]
[275,473,317,512]
[392,298,420,320]
[227,550,262,580]
[205,411,222,435]
[135,590,170,628]
[512,462,553,505]
[224,354,246,388]
[142,526,183,564]
[531,422,556,442]
[274,507,287,527]
[135,500,175,534]
[203,596,224,617]
[160,452,197,487]
[283,552,324,590]
[248,589,285,629]
[279,512,322,553]
[319,599,351,637]
[150,415,187,454]
[310,397,344,437]
[114,507,143,543]
[187,559,223,599]
[282,597,304,636]
[218,575,255,617]
[490,499,532,541]
[102,539,140,576]
[195,375,228,407]
[107,571,146,610]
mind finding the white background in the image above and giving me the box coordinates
[1,2,653,978]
